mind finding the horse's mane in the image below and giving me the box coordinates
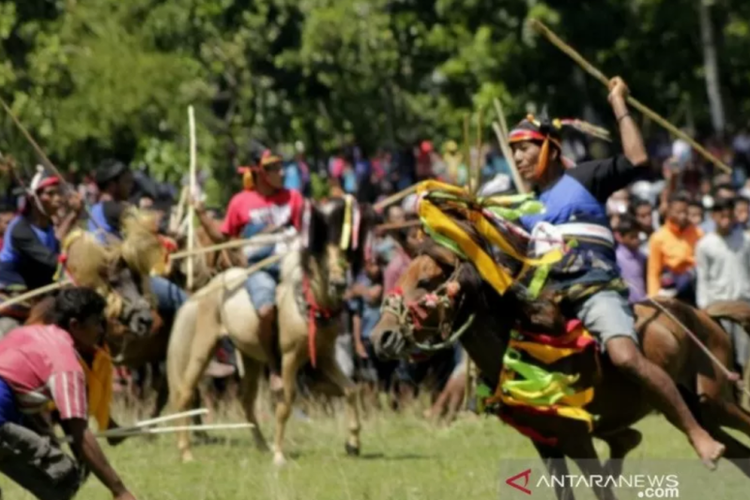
[65,208,164,297]
[118,208,166,279]
[417,203,565,334]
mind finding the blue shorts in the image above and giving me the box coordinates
[245,270,279,311]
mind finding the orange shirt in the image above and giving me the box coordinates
[647,221,703,296]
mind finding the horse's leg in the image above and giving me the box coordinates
[563,437,618,500]
[532,441,575,500]
[171,328,219,463]
[600,428,643,477]
[238,355,269,452]
[272,348,303,466]
[316,354,362,456]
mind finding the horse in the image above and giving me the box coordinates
[370,212,750,500]
[167,197,373,465]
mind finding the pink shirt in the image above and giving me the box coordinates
[384,246,412,294]
[0,325,87,420]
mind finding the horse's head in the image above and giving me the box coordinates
[304,196,375,299]
[62,213,162,338]
[371,215,564,360]
[370,241,481,359]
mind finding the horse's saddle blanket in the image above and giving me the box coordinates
[483,319,600,445]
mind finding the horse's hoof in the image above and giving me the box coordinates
[345,443,360,457]
[181,452,195,464]
[273,453,287,467]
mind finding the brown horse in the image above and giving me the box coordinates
[370,224,750,500]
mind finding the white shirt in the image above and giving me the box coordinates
[695,228,750,308]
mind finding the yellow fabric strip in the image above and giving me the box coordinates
[509,340,585,364]
[79,347,113,430]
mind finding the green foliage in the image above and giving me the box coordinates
[1,0,748,203]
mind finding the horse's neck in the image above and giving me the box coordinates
[460,313,508,386]
[286,252,338,311]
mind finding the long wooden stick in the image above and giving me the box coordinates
[0,280,70,312]
[187,105,197,291]
[169,233,298,261]
[373,184,418,213]
[191,253,285,300]
[529,19,731,174]
[492,98,527,194]
[135,408,208,428]
[0,97,109,232]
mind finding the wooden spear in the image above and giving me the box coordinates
[187,106,197,292]
[528,19,731,174]
[492,98,527,194]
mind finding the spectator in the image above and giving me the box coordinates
[647,192,703,302]
[629,198,655,255]
[702,183,737,233]
[687,199,705,228]
[383,225,421,294]
[615,216,647,304]
[695,197,750,369]
[735,196,750,229]
[0,204,13,251]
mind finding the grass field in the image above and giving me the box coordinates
[2,398,749,500]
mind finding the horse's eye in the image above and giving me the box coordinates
[417,278,432,288]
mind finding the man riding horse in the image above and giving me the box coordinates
[193,147,304,393]
[509,76,724,467]
[0,169,82,334]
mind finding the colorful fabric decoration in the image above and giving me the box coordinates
[488,319,599,436]
[414,180,563,296]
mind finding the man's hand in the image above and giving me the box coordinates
[188,194,204,214]
[355,339,369,359]
[608,76,629,105]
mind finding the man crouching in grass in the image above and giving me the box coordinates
[0,287,137,500]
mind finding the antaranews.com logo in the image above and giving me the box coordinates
[505,469,680,498]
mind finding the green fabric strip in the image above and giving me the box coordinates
[502,348,579,406]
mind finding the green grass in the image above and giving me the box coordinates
[2,400,749,500]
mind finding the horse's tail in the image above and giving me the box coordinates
[703,300,750,334]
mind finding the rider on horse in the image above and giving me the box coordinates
[509,76,725,467]
[193,147,304,392]
[0,169,82,333]
[88,159,189,318]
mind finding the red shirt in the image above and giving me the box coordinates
[0,325,87,420]
[220,189,305,262]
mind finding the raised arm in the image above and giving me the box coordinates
[608,77,649,167]
[647,234,664,297]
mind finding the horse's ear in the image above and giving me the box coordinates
[304,201,328,257]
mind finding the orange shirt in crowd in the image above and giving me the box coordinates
[646,220,704,296]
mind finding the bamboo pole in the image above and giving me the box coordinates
[135,408,208,428]
[191,253,285,300]
[169,233,298,261]
[492,98,527,194]
[187,105,197,291]
[0,97,110,233]
[529,19,731,174]
[373,184,418,213]
[0,280,71,312]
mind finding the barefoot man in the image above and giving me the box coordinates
[510,77,725,468]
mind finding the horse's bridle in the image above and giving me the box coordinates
[380,264,476,352]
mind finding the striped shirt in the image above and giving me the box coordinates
[0,325,87,420]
